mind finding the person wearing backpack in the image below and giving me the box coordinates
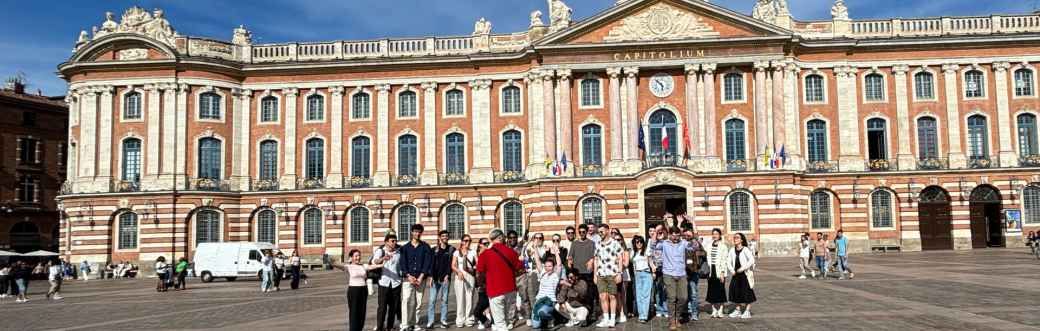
[79,260,91,281]
[372,234,402,331]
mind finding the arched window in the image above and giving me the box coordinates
[118,212,138,249]
[582,124,602,166]
[305,138,324,179]
[806,120,827,162]
[1024,186,1040,224]
[352,137,371,178]
[502,130,523,172]
[306,95,324,121]
[917,117,938,159]
[195,210,221,246]
[199,93,221,119]
[198,138,221,179]
[725,119,746,161]
[649,110,677,156]
[122,138,141,182]
[260,97,278,122]
[914,72,935,99]
[864,73,885,101]
[124,92,142,119]
[397,205,417,241]
[446,133,465,174]
[260,140,278,180]
[303,209,323,245]
[724,73,743,101]
[810,191,831,229]
[967,115,989,160]
[965,70,985,98]
[353,93,371,119]
[805,74,825,102]
[1015,69,1035,96]
[446,90,464,116]
[728,192,751,231]
[871,190,894,228]
[867,118,888,160]
[502,86,521,113]
[399,91,417,117]
[350,208,370,243]
[398,135,418,176]
[581,79,601,107]
[445,204,465,240]
[1018,114,1038,156]
[257,210,276,244]
[503,202,523,235]
[581,197,603,225]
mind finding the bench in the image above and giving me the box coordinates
[101,268,139,279]
[870,246,902,252]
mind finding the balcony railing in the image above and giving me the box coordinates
[643,154,680,169]
[866,159,896,171]
[393,174,420,187]
[578,164,603,177]
[14,201,41,210]
[806,160,838,173]
[439,172,469,185]
[917,157,949,170]
[111,180,141,193]
[348,176,373,188]
[495,170,525,183]
[251,178,280,191]
[969,156,995,169]
[1020,154,1040,167]
[726,159,753,172]
[297,177,326,190]
[187,178,231,191]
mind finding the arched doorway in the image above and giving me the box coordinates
[918,186,952,250]
[643,185,687,234]
[969,185,1003,248]
[10,222,41,253]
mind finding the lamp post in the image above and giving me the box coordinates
[552,187,559,208]
[324,196,337,224]
[622,185,629,206]
[276,198,289,226]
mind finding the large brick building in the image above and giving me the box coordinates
[57,0,1040,266]
[1,79,68,253]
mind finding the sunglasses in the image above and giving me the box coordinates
[566,232,575,235]
[462,239,471,242]
[480,242,489,246]
[552,239,561,243]
[534,237,544,240]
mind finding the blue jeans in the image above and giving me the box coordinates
[634,271,653,320]
[837,255,853,278]
[653,265,667,315]
[427,278,450,325]
[685,275,699,316]
[261,270,273,291]
[815,256,827,276]
[530,304,555,329]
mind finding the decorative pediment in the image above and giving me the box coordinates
[604,3,720,42]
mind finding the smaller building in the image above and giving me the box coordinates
[0,78,68,253]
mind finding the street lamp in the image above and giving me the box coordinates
[324,196,337,224]
[144,199,159,226]
[277,198,289,225]
[852,178,862,203]
[622,185,629,206]
[373,196,383,216]
[552,187,559,208]
[960,177,972,199]
[701,181,710,206]
[774,179,781,204]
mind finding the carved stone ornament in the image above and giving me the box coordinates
[232,25,252,46]
[736,181,745,189]
[203,198,214,207]
[776,0,790,15]
[86,7,179,47]
[260,198,268,207]
[654,169,676,184]
[354,195,362,204]
[119,48,148,61]
[449,193,457,201]
[473,18,492,35]
[878,179,887,188]
[401,194,409,203]
[507,190,515,199]
[587,185,596,194]
[1032,175,1039,183]
[831,0,849,20]
[605,4,720,42]
[307,197,315,206]
[818,181,826,189]
[930,177,939,186]
[752,0,777,24]
[530,11,544,27]
[119,197,130,209]
[547,0,572,34]
[981,176,990,184]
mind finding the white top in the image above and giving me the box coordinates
[274,257,285,269]
[373,246,402,288]
[535,269,561,302]
[631,249,651,271]
[0,267,7,276]
[261,256,275,271]
[290,256,301,266]
[453,249,476,271]
[48,265,63,281]
[155,262,168,273]
[799,239,811,258]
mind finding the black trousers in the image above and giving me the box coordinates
[348,286,368,331]
[290,266,301,289]
[473,290,490,325]
[376,284,402,330]
[175,271,187,289]
[273,269,283,288]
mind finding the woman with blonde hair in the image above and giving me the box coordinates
[706,228,728,318]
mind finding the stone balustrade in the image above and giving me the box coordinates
[786,13,1040,39]
[248,34,503,63]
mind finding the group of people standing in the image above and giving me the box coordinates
[334,211,771,331]
[0,259,73,302]
[257,250,305,293]
[799,230,854,280]
[153,256,190,292]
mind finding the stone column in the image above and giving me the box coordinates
[893,64,916,170]
[607,67,624,172]
[835,65,864,171]
[76,87,99,191]
[752,61,770,165]
[556,69,574,176]
[624,66,641,171]
[941,63,967,168]
[542,70,557,165]
[231,88,252,191]
[160,85,177,179]
[96,86,114,190]
[993,61,1018,166]
[421,82,439,184]
[525,71,545,179]
[175,84,189,189]
[782,62,802,170]
[684,64,700,164]
[771,62,786,166]
[702,64,719,170]
[280,88,299,189]
[373,84,392,186]
[470,79,494,183]
[144,84,162,186]
[328,86,345,188]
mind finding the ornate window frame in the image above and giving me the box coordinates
[721,67,748,104]
[348,205,373,245]
[193,131,226,179]
[348,128,375,178]
[395,128,422,176]
[499,123,526,172]
[961,65,989,100]
[192,208,224,248]
[864,112,893,160]
[578,73,605,109]
[194,86,227,123]
[254,208,279,245]
[302,131,328,179]
[302,88,328,123]
[721,110,750,161]
[577,195,605,226]
[803,114,832,162]
[348,87,374,122]
[300,207,326,247]
[395,85,421,120]
[868,188,898,230]
[1012,62,1038,99]
[442,83,468,118]
[115,211,140,251]
[442,203,468,241]
[117,132,145,182]
[498,80,525,116]
[911,67,939,102]
[119,86,146,123]
[578,116,606,167]
[442,126,469,174]
[255,133,282,180]
[256,90,282,125]
[964,109,993,158]
[808,189,835,231]
[861,69,889,103]
[912,111,944,159]
[801,69,828,105]
[724,190,755,233]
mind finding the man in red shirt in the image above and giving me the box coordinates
[475,229,522,331]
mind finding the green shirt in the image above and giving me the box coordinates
[175,261,187,273]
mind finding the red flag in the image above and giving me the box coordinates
[683,121,691,157]
[661,127,669,151]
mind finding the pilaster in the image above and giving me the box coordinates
[624,66,641,172]
[684,64,700,164]
[525,71,545,180]
[143,84,162,187]
[421,82,439,184]
[942,63,967,168]
[328,86,345,188]
[771,62,786,168]
[231,88,252,191]
[373,84,392,187]
[542,70,558,165]
[280,87,299,189]
[174,84,189,189]
[701,63,721,172]
[470,78,494,183]
[557,69,574,177]
[96,86,115,190]
[835,65,864,171]
[160,85,177,178]
[607,67,625,174]
[993,61,1018,166]
[753,61,770,161]
[892,64,916,170]
[76,87,99,191]
[782,62,803,170]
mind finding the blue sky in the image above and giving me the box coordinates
[0,0,1031,96]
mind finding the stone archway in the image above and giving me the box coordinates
[969,185,1003,248]
[643,185,687,235]
[918,186,952,250]
[10,221,41,253]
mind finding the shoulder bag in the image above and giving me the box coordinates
[367,246,385,281]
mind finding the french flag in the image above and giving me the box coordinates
[661,128,669,151]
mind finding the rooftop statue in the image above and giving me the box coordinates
[530,11,544,27]
[547,0,572,33]
[752,0,777,24]
[473,18,492,35]
[831,0,849,20]
[777,0,790,15]
[81,7,180,47]
[233,25,252,46]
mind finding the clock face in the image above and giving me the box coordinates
[650,73,674,98]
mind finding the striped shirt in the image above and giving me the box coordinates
[536,269,561,302]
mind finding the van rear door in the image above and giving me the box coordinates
[239,248,262,275]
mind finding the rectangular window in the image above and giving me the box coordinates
[1015,69,1035,97]
[502,86,521,113]
[580,80,601,107]
[864,74,885,101]
[20,138,37,163]
[18,177,36,202]
[965,71,985,98]
[350,209,369,243]
[729,194,751,231]
[915,73,934,99]
[810,192,831,229]
[353,93,370,119]
[805,75,824,102]
[59,143,67,167]
[22,112,36,126]
[871,192,893,228]
[724,74,743,101]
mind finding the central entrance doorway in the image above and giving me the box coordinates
[918,186,953,250]
[644,185,687,235]
[969,185,1004,248]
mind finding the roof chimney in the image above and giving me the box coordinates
[4,76,26,94]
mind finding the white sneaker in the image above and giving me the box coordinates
[526,320,531,327]
[811,270,816,278]
[507,323,514,330]
[595,319,610,328]
[740,311,751,319]
[15,299,23,303]
[608,320,616,328]
[477,323,485,330]
[565,321,576,327]
[656,313,663,317]
[729,310,741,318]
[711,308,718,318]
[548,321,554,328]
[53,296,62,300]
[490,324,497,331]
[798,275,806,279]
[414,326,424,331]
[618,315,626,323]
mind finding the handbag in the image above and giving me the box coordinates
[697,257,711,279]
[367,246,385,281]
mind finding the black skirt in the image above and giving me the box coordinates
[705,265,727,304]
[728,272,756,304]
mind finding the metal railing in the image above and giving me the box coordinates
[348,176,372,188]
[297,177,326,190]
[1020,154,1040,167]
[111,180,140,193]
[806,160,838,173]
[866,159,896,171]
[393,174,420,187]
[439,172,469,185]
[187,178,231,191]
[969,156,996,169]
[643,154,680,169]
[917,157,949,170]
[251,178,280,191]
[495,170,525,183]
[578,164,603,177]
[726,159,754,172]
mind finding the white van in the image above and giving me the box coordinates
[194,242,282,283]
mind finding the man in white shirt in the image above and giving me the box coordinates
[373,234,402,331]
[797,234,813,279]
[46,259,64,300]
